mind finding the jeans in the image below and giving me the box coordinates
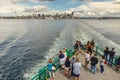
[90,65,96,74]
[109,56,114,65]
[71,66,74,76]
[104,54,108,61]
[100,65,104,73]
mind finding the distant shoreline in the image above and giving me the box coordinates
[0,16,120,19]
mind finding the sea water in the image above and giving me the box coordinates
[0,19,120,80]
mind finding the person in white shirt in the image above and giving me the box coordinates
[73,58,82,80]
[84,51,90,69]
[59,50,65,69]
[100,56,105,73]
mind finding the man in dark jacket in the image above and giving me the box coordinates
[108,48,115,66]
[90,54,98,74]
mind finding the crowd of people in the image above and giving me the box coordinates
[47,39,120,80]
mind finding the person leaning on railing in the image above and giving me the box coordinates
[74,40,79,51]
[86,41,90,50]
[108,48,115,66]
[58,50,65,69]
[47,58,55,80]
[90,39,95,50]
[87,42,92,56]
[104,47,109,64]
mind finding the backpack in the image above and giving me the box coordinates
[59,54,64,58]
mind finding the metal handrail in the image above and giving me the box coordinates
[31,45,119,80]
[31,47,75,80]
[94,45,119,66]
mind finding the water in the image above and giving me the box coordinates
[75,19,120,55]
[0,19,120,80]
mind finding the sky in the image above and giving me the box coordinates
[0,0,120,17]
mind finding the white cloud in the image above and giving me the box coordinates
[0,0,50,16]
[114,0,120,4]
[0,1,25,14]
[23,6,49,12]
[69,0,120,17]
[0,0,120,16]
[27,0,54,3]
[69,0,92,4]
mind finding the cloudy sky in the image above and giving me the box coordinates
[0,0,120,16]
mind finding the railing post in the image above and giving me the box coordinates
[38,73,40,80]
[66,49,69,57]
[96,45,99,54]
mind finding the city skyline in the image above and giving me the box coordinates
[0,0,120,17]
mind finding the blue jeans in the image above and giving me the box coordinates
[109,56,114,65]
[100,65,104,73]
[90,65,96,74]
[104,54,108,61]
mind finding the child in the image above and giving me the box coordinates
[47,59,55,80]
[100,56,105,73]
[84,51,90,69]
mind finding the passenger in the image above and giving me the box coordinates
[73,58,82,80]
[47,58,55,80]
[63,48,67,60]
[74,40,79,51]
[87,42,92,56]
[80,41,84,49]
[108,48,115,66]
[90,39,95,50]
[90,54,98,74]
[100,56,105,73]
[104,47,109,63]
[87,41,90,46]
[78,41,82,53]
[64,57,71,78]
[75,50,79,58]
[86,41,90,50]
[116,56,120,71]
[84,51,90,69]
[59,50,65,69]
[71,55,76,76]
[79,41,82,48]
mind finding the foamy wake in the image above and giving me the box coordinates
[72,20,120,56]
[24,20,120,79]
[24,22,75,79]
